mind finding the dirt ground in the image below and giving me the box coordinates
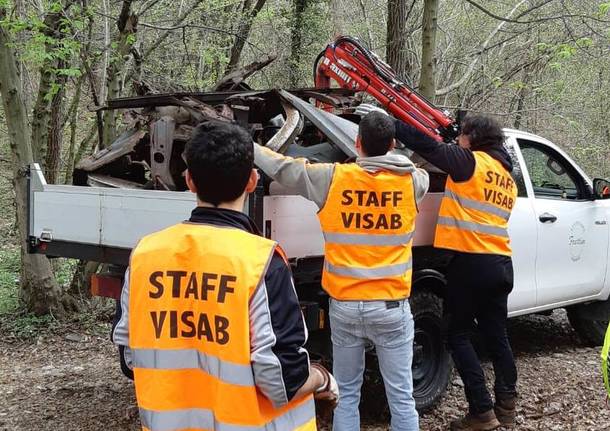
[0,310,608,431]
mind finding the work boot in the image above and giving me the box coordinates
[494,397,516,428]
[450,409,501,431]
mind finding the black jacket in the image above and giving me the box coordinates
[394,121,513,183]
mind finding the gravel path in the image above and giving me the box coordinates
[1,310,608,430]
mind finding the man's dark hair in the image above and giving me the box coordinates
[460,115,504,149]
[185,121,253,206]
[358,111,396,157]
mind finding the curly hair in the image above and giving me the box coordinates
[460,115,505,149]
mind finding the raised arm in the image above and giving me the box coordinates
[395,120,475,183]
[254,144,335,208]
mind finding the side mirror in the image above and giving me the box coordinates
[593,178,610,200]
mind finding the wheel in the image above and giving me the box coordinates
[567,301,610,346]
[410,289,452,411]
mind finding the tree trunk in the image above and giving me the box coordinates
[68,260,100,298]
[419,0,439,101]
[386,0,414,80]
[226,0,267,73]
[30,12,62,165]
[64,75,84,184]
[289,0,308,87]
[45,69,66,184]
[513,69,529,129]
[30,64,53,165]
[102,0,137,148]
[358,0,374,47]
[0,17,68,316]
[74,122,98,165]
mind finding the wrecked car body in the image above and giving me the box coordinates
[75,88,443,192]
[75,89,365,189]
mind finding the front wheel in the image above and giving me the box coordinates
[567,299,610,346]
[411,289,453,411]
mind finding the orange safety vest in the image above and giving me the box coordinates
[318,163,417,300]
[128,223,316,431]
[434,151,517,256]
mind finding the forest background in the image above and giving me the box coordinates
[1,0,609,317]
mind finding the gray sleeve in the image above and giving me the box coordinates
[254,143,335,209]
[249,278,289,407]
[249,257,311,408]
[412,168,430,205]
[112,268,133,369]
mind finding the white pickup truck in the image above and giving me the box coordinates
[26,90,610,410]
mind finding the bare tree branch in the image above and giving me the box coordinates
[436,0,528,96]
[226,0,266,72]
[141,0,205,60]
[464,0,610,24]
[139,21,266,53]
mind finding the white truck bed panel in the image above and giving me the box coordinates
[263,196,325,257]
[30,164,196,250]
[414,192,442,245]
[29,164,439,259]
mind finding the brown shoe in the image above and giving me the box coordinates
[450,409,501,431]
[494,397,516,428]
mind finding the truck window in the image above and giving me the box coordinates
[518,140,584,200]
[504,142,527,197]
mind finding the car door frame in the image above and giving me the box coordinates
[502,132,539,315]
[510,130,610,310]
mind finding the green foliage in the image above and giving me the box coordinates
[555,43,577,60]
[0,312,57,339]
[1,2,84,101]
[0,247,19,315]
[509,81,526,91]
[492,77,503,88]
[576,37,593,48]
[126,33,136,46]
[55,259,78,287]
[599,2,610,15]
[0,245,83,339]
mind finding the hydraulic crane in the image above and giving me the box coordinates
[314,35,460,143]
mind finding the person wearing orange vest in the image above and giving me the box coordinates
[396,115,518,431]
[255,111,429,431]
[112,121,338,431]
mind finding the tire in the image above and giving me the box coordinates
[567,301,610,346]
[410,289,453,412]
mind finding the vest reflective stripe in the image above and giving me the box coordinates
[131,348,254,386]
[325,260,413,278]
[323,231,414,246]
[140,397,316,431]
[129,223,316,431]
[444,189,511,220]
[434,152,516,256]
[317,163,417,300]
[436,216,509,237]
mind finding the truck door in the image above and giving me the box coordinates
[504,138,538,314]
[518,139,609,306]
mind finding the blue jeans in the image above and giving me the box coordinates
[330,298,419,431]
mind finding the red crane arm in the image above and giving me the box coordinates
[314,36,459,143]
